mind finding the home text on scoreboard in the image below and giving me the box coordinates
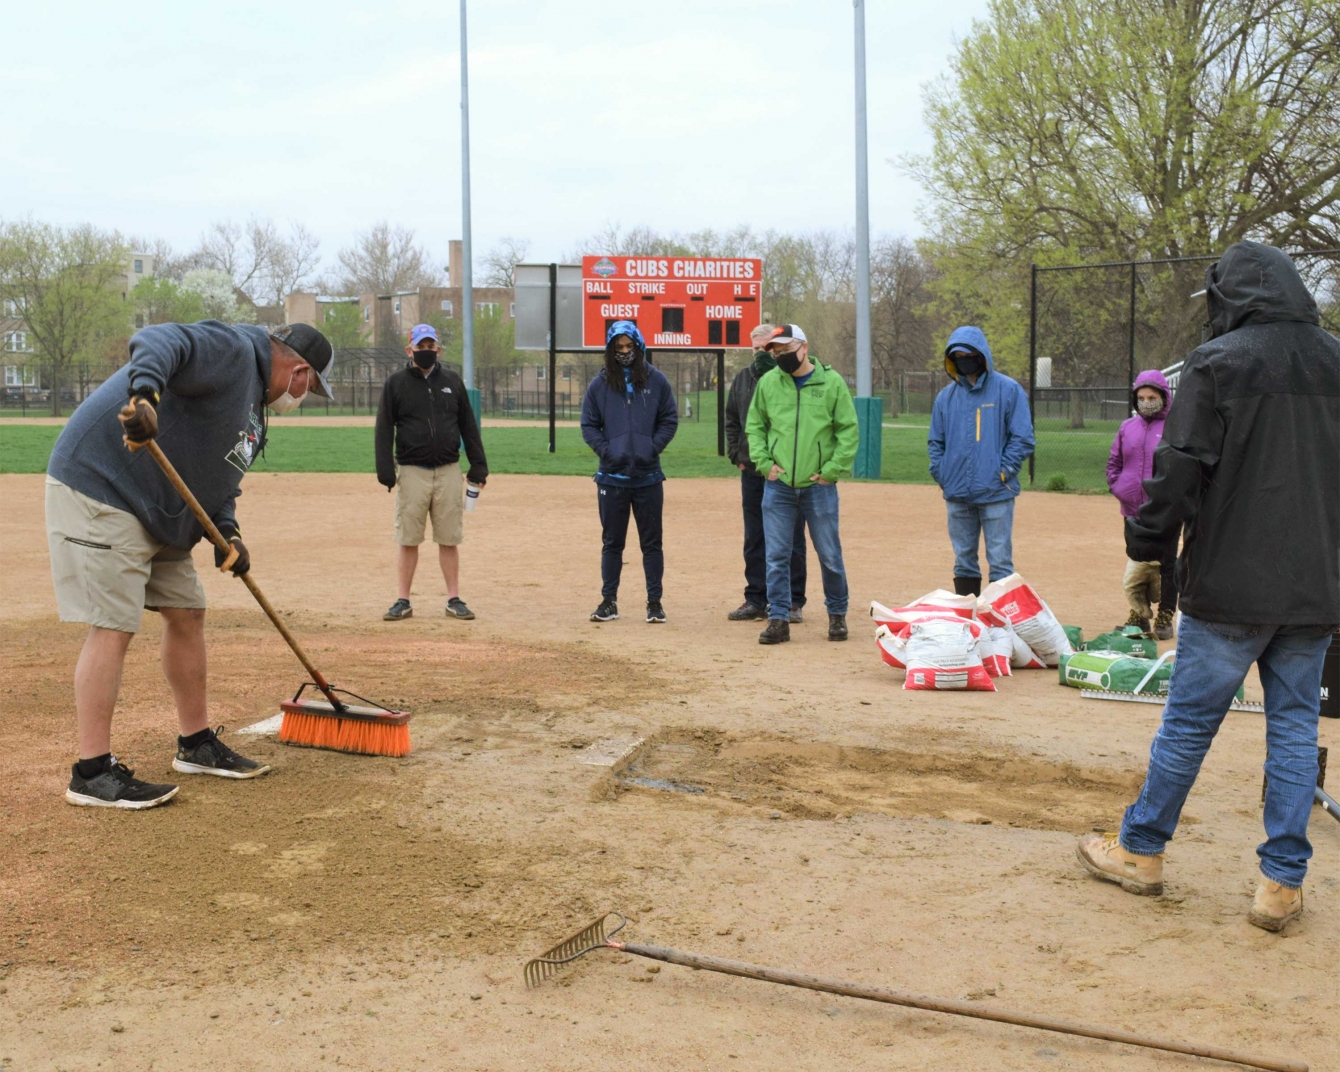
[581,256,764,349]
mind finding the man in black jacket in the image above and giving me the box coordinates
[723,324,807,622]
[375,324,488,621]
[1077,242,1339,933]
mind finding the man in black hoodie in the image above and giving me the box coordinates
[723,324,807,622]
[1077,242,1339,933]
[375,324,488,622]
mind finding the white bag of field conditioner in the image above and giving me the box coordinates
[978,574,1073,667]
[902,618,996,692]
[875,624,909,669]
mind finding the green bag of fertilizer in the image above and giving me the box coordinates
[1059,651,1172,694]
[1063,625,1084,649]
[1083,626,1156,659]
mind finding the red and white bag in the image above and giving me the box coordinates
[875,624,908,669]
[978,574,1073,667]
[899,589,978,620]
[902,618,996,692]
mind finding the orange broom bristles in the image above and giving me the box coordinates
[279,708,412,757]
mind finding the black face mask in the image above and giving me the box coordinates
[952,353,985,378]
[775,351,803,375]
[413,349,437,370]
[613,349,637,367]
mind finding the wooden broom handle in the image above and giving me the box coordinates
[131,437,343,711]
[613,943,1306,1072]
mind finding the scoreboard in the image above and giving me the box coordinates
[581,256,763,349]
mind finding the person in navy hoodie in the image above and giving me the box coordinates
[580,320,679,624]
[1107,369,1175,638]
[927,326,1035,595]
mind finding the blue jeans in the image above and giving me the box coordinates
[762,480,848,620]
[742,470,806,608]
[1120,615,1333,887]
[945,498,1014,582]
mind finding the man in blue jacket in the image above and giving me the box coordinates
[927,326,1035,596]
[580,321,678,624]
[46,320,335,809]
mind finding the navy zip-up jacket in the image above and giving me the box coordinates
[580,323,678,486]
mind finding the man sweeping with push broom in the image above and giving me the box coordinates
[46,319,341,809]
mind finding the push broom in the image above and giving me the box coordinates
[525,912,1306,1072]
[124,428,410,757]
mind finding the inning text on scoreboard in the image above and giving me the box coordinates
[581,256,764,349]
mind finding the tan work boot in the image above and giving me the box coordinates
[1076,832,1164,896]
[1248,879,1303,933]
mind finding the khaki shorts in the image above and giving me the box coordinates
[395,462,464,546]
[45,477,206,634]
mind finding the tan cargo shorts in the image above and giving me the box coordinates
[45,477,206,634]
[395,462,464,546]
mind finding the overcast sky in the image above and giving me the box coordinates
[3,0,989,272]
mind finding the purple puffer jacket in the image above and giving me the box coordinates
[1107,368,1170,517]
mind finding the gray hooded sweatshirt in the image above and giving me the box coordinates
[48,320,273,550]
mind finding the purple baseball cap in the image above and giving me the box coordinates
[409,323,438,346]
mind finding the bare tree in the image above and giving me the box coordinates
[261,223,321,306]
[480,236,531,287]
[194,218,277,297]
[334,222,442,295]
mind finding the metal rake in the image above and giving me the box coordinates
[523,910,1306,1072]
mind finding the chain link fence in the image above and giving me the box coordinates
[1029,249,1339,491]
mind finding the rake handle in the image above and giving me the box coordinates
[134,437,343,712]
[613,942,1306,1072]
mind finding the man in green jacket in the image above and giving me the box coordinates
[745,324,859,644]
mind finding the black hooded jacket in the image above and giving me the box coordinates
[375,361,488,487]
[1125,241,1339,624]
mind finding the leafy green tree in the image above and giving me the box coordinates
[0,220,129,415]
[911,0,1340,372]
[319,301,367,349]
[130,277,207,326]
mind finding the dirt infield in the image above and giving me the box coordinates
[1,473,1335,1071]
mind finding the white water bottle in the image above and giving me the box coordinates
[465,483,482,512]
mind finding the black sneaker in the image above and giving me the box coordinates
[384,598,412,621]
[172,727,270,780]
[66,757,178,809]
[446,597,475,620]
[828,614,848,641]
[646,600,666,624]
[590,598,618,622]
[759,619,791,645]
[727,602,767,621]
[789,604,805,624]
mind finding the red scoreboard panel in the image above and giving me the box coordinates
[581,256,763,349]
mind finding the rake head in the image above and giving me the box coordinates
[523,911,626,989]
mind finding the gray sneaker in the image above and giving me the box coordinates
[66,758,179,809]
[446,597,475,620]
[383,598,412,621]
[172,727,270,779]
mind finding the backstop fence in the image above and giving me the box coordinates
[1028,248,1339,491]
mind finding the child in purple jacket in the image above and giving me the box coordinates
[1107,369,1176,639]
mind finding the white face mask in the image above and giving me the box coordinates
[269,369,308,414]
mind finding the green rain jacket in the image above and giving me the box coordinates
[745,362,859,487]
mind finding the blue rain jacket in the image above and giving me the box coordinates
[927,326,1035,503]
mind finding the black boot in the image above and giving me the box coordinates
[827,614,848,641]
[758,619,791,645]
[953,575,982,597]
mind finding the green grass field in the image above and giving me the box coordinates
[0,413,1117,489]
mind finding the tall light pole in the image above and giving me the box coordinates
[459,0,475,391]
[852,0,881,477]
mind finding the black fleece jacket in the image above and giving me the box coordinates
[1125,241,1339,624]
[375,361,488,488]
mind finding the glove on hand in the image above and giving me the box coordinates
[214,528,250,576]
[119,395,159,444]
[1123,559,1162,619]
